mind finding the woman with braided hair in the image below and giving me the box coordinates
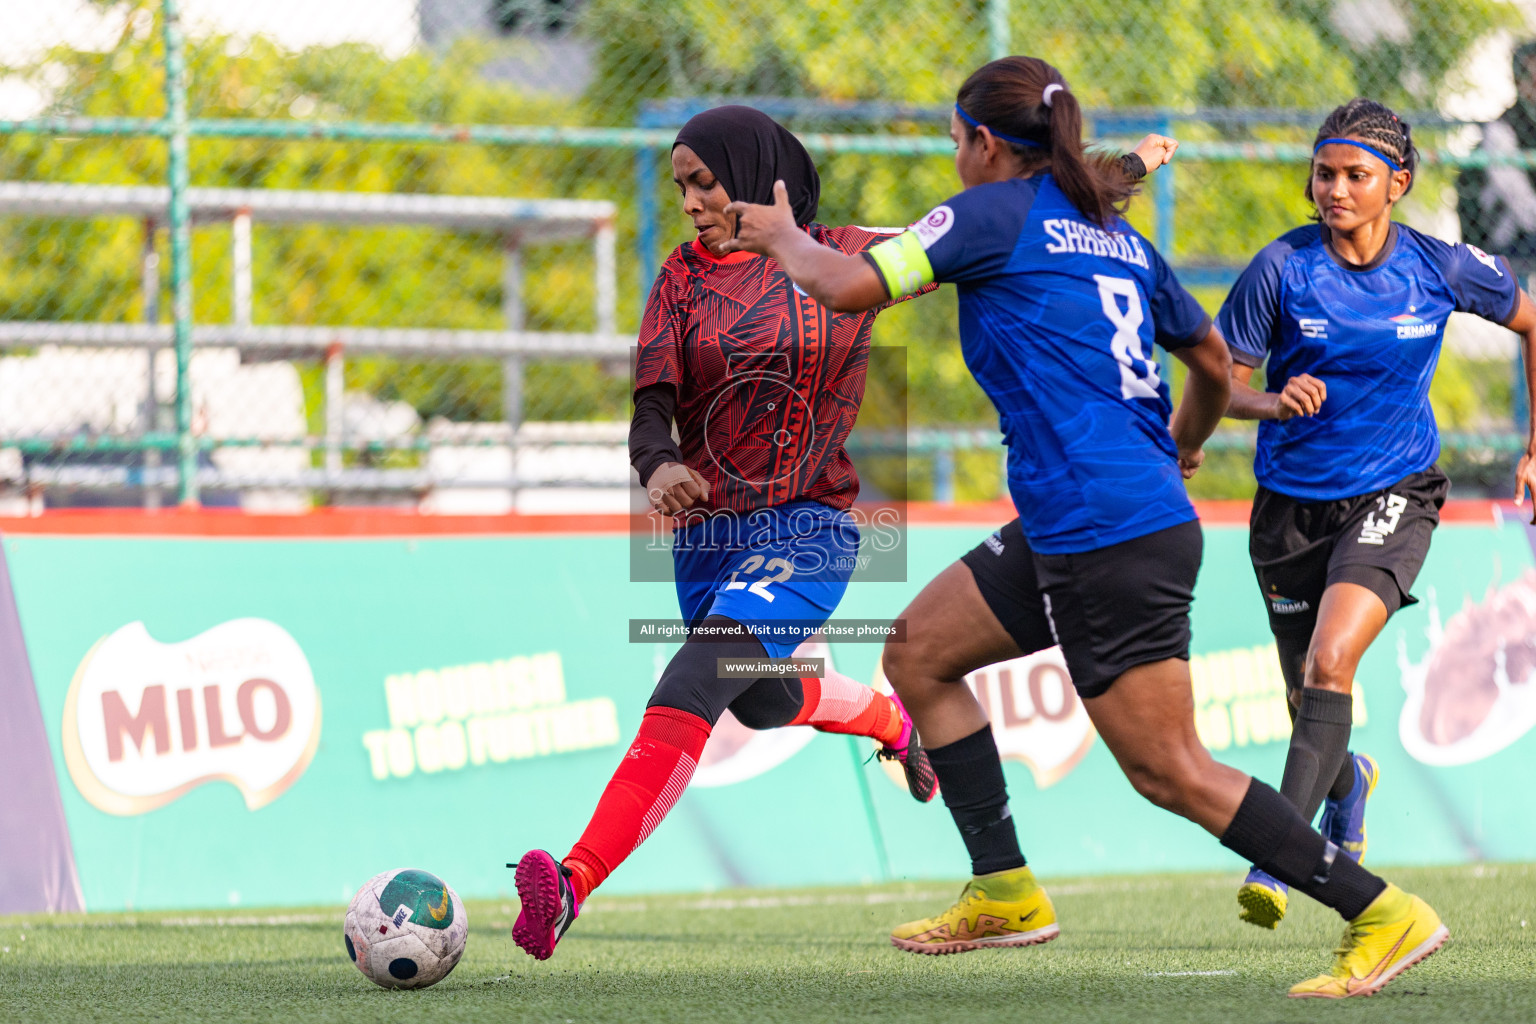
[1218,98,1536,944]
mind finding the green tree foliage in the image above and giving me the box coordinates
[0,0,1521,495]
[1,7,634,423]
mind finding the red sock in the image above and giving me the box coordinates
[562,706,711,903]
[789,668,905,746]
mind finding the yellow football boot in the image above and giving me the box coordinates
[1289,885,1449,999]
[890,866,1059,954]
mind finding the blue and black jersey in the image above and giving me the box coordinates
[865,174,1211,554]
[1217,223,1520,502]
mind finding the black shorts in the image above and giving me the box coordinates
[1249,467,1449,639]
[960,518,1202,699]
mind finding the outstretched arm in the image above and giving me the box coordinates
[720,181,890,312]
[724,133,1182,312]
[1169,326,1232,478]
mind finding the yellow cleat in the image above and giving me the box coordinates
[1288,885,1449,999]
[1237,869,1289,929]
[890,866,1059,955]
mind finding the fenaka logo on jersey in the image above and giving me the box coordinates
[1390,313,1438,340]
[61,618,321,816]
[1298,318,1328,339]
[911,205,954,249]
[1266,589,1311,615]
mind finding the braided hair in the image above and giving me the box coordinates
[1305,98,1418,206]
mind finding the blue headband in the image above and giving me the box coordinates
[954,103,1044,150]
[1313,137,1403,172]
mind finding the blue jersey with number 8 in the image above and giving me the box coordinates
[864,174,1212,554]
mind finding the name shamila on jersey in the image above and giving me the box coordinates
[1043,219,1150,268]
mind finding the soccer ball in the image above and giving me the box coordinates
[344,868,468,989]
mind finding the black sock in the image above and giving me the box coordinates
[1221,778,1386,920]
[1280,687,1353,823]
[1327,750,1357,802]
[927,726,1026,875]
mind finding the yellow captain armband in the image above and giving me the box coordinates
[867,231,935,298]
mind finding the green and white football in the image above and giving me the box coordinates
[344,868,468,989]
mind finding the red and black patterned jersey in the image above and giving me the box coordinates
[636,224,911,513]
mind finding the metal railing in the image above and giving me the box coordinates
[0,178,622,504]
[5,1,1536,506]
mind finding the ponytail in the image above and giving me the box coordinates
[956,56,1135,229]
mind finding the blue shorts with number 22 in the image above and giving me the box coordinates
[671,501,859,658]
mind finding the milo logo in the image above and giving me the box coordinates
[61,619,321,815]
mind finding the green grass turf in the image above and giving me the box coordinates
[2,863,1534,1023]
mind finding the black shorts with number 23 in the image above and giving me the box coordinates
[1248,466,1448,639]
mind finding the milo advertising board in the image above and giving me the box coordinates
[3,510,1534,912]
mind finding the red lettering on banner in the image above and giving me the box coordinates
[1029,664,1075,723]
[204,685,245,747]
[103,686,170,761]
[999,668,1033,728]
[176,687,198,751]
[238,678,292,741]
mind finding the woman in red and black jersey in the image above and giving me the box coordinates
[508,106,938,962]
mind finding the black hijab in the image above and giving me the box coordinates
[673,105,820,227]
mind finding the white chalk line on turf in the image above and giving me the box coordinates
[1145,970,1237,977]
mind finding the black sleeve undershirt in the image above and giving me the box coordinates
[629,383,684,488]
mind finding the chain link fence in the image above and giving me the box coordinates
[2,0,1534,509]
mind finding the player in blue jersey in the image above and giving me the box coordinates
[1217,98,1536,934]
[726,58,1449,999]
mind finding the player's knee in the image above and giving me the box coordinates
[727,701,778,730]
[881,627,959,697]
[880,635,917,692]
[1123,761,1179,810]
[1305,643,1356,693]
[727,678,803,730]
[1123,755,1205,814]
